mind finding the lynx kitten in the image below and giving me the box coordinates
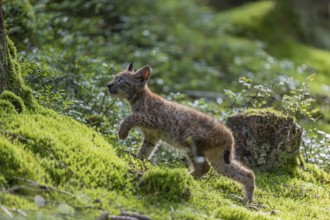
[107,63,255,202]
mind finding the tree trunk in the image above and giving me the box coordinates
[226,109,303,170]
[0,0,10,93]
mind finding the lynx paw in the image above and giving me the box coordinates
[188,169,205,179]
[118,128,129,140]
[118,124,129,140]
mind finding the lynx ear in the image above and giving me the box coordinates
[135,65,151,84]
[126,62,134,72]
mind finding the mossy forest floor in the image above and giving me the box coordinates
[0,107,329,220]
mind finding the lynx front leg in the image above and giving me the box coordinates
[137,135,159,160]
[118,120,130,140]
[186,150,210,179]
[118,113,158,140]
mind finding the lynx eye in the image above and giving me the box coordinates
[117,77,125,83]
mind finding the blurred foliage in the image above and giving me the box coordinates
[2,0,36,49]
[197,0,258,10]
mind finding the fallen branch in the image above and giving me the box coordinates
[120,211,152,220]
[0,205,27,218]
[95,211,152,220]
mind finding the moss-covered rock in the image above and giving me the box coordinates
[0,90,25,113]
[226,108,303,170]
[139,168,192,202]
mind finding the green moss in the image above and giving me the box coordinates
[0,193,37,211]
[0,99,17,114]
[243,108,290,120]
[304,164,330,184]
[0,107,131,189]
[213,205,269,220]
[0,138,49,186]
[0,90,25,113]
[213,175,242,196]
[0,108,330,219]
[4,36,36,109]
[0,107,138,218]
[139,168,193,202]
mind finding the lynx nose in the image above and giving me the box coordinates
[107,83,113,89]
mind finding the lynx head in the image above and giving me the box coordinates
[107,62,151,101]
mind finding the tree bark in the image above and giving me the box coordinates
[0,0,10,93]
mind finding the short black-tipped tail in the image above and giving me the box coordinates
[224,149,231,164]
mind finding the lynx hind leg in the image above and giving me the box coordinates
[186,151,210,179]
[223,160,255,202]
[205,147,255,202]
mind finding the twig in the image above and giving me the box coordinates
[0,205,13,218]
[13,177,74,198]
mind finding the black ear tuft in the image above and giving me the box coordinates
[126,62,134,72]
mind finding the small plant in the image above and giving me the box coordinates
[22,62,73,113]
[224,74,319,120]
[302,129,330,171]
[280,74,319,120]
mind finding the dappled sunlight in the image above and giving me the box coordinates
[1,0,330,219]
